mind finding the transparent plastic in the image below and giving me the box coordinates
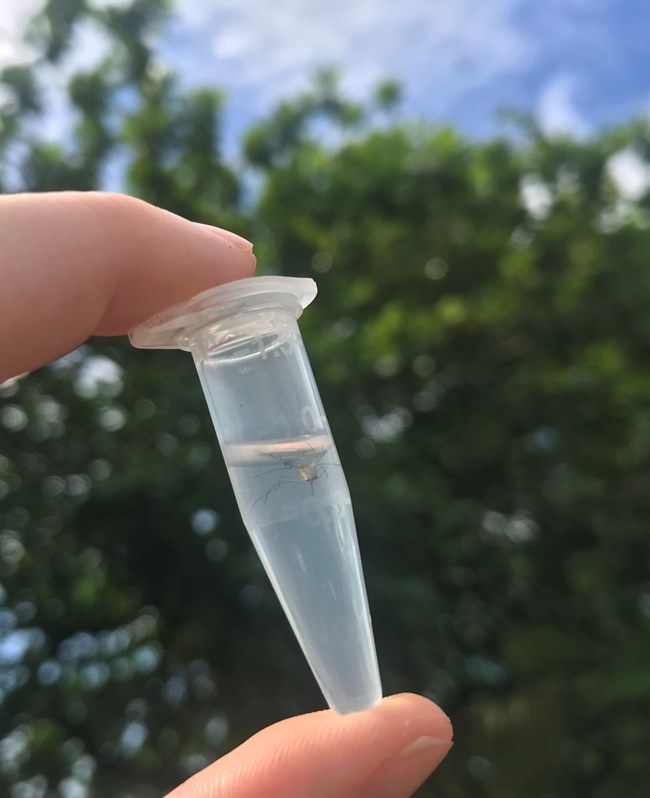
[129,276,382,714]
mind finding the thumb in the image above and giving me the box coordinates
[167,693,453,798]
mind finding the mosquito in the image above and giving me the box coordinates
[252,443,341,507]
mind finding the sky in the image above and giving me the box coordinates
[162,0,650,140]
[1,0,649,147]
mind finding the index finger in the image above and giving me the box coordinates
[0,191,256,381]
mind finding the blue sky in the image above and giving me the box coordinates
[2,0,650,147]
[161,0,650,141]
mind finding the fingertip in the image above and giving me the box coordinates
[166,694,452,798]
[379,693,453,741]
[94,201,257,335]
[193,222,256,255]
[0,190,259,377]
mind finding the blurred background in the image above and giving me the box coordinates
[2,1,650,796]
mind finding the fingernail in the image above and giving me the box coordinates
[363,736,453,798]
[194,222,254,253]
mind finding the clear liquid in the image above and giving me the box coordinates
[226,435,382,714]
[196,325,381,713]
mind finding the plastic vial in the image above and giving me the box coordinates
[129,276,382,714]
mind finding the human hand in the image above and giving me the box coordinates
[0,192,453,797]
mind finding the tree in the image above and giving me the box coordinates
[2,1,650,796]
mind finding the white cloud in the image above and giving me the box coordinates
[1,4,112,81]
[607,148,650,201]
[537,75,590,138]
[3,0,644,175]
[1,4,113,145]
[169,0,530,108]
[0,0,45,68]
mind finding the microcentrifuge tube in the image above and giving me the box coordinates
[129,276,382,714]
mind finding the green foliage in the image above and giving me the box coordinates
[375,78,402,110]
[0,65,41,114]
[244,69,364,169]
[2,1,650,796]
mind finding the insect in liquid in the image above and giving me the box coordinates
[129,275,382,714]
[250,441,340,507]
[297,463,318,482]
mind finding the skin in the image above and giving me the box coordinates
[0,192,454,798]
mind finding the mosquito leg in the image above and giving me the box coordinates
[252,480,284,507]
[252,475,306,507]
[254,465,294,479]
